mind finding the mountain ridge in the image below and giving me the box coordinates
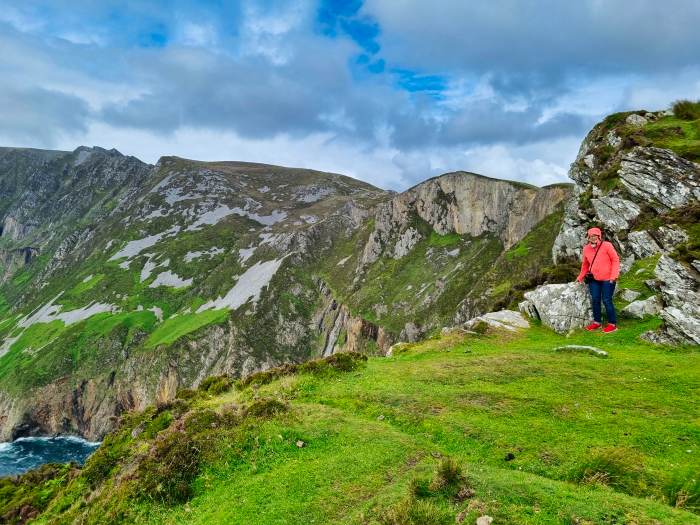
[0,144,571,441]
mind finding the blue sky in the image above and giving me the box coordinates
[1,0,699,190]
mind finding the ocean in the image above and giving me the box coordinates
[0,436,100,477]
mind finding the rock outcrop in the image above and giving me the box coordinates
[464,309,530,332]
[362,172,569,266]
[519,283,592,334]
[540,109,700,344]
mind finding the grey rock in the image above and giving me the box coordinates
[607,131,622,148]
[591,196,640,232]
[693,260,700,273]
[464,309,529,332]
[521,283,592,333]
[654,224,689,251]
[651,255,700,344]
[660,306,700,345]
[625,114,648,127]
[401,322,422,342]
[644,279,661,292]
[619,147,700,211]
[622,295,662,319]
[626,230,662,259]
[640,329,677,345]
[620,254,635,275]
[617,288,641,302]
[392,227,421,259]
[554,345,608,358]
[476,516,494,525]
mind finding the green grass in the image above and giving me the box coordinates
[15,319,700,524]
[69,274,105,296]
[145,309,230,348]
[616,255,660,300]
[641,115,700,162]
[427,231,461,248]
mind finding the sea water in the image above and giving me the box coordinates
[0,436,100,477]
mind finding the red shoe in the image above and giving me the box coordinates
[603,324,617,334]
[585,322,602,331]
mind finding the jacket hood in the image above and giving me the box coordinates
[587,227,602,238]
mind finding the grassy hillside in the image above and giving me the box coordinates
[3,317,699,524]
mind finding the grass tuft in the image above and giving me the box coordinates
[572,447,649,496]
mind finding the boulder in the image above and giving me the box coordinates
[626,230,662,259]
[625,114,648,127]
[622,295,662,319]
[591,196,641,232]
[651,255,700,344]
[464,309,529,332]
[660,306,700,345]
[617,288,641,302]
[520,283,592,334]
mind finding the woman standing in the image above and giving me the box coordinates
[576,227,620,333]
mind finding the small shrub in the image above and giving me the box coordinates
[183,409,222,434]
[142,410,173,440]
[175,388,199,401]
[245,398,288,418]
[378,497,452,525]
[236,364,297,390]
[198,374,232,395]
[81,433,129,488]
[672,240,700,264]
[138,429,202,504]
[324,351,368,372]
[672,99,700,120]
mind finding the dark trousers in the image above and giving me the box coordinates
[588,279,617,324]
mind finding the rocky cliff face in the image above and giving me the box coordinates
[523,109,700,343]
[0,147,571,441]
[0,150,389,440]
[320,171,571,344]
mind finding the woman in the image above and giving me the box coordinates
[576,227,620,333]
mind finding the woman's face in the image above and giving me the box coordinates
[588,234,600,244]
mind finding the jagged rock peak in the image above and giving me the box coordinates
[362,170,571,266]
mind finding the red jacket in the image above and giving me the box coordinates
[576,240,620,282]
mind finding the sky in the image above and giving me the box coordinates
[1,1,699,191]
